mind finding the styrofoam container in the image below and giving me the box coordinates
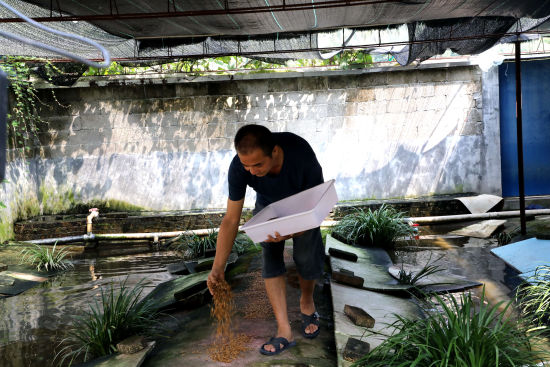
[241,179,338,243]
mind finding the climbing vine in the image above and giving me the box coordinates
[0,57,44,154]
[83,51,376,77]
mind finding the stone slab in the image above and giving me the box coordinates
[0,275,15,286]
[166,262,189,275]
[331,281,423,367]
[491,237,550,274]
[450,219,506,238]
[138,271,209,311]
[388,264,483,293]
[326,235,413,294]
[1,270,48,282]
[0,277,41,296]
[195,257,215,272]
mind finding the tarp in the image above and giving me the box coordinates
[0,0,548,63]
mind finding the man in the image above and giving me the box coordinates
[207,124,326,356]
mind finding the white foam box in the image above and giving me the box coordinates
[241,179,338,243]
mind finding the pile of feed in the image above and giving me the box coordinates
[209,279,251,363]
[240,271,273,319]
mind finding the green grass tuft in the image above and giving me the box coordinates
[56,279,160,366]
[20,242,73,272]
[352,290,547,367]
[173,229,256,259]
[331,204,416,248]
[397,254,445,286]
[518,265,550,333]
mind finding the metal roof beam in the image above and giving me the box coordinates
[0,0,402,23]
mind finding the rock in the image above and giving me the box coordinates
[88,341,155,366]
[328,248,358,262]
[138,271,209,311]
[0,263,7,271]
[116,335,147,354]
[344,304,375,328]
[184,261,197,273]
[338,268,354,276]
[173,278,208,301]
[343,337,370,362]
[0,275,15,286]
[332,270,364,288]
[167,262,189,275]
[195,258,215,272]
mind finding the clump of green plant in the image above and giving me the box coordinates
[56,279,159,366]
[232,233,256,255]
[397,258,444,286]
[180,229,218,258]
[176,229,255,259]
[331,204,416,247]
[353,290,546,367]
[20,242,73,272]
[494,226,520,246]
[0,57,47,154]
[518,265,550,333]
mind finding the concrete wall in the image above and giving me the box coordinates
[1,63,501,225]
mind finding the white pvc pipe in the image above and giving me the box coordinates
[405,209,550,224]
[25,227,221,246]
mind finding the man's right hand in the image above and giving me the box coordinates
[207,266,225,295]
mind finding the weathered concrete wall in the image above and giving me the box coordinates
[2,64,500,222]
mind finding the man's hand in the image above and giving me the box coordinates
[265,231,306,243]
[207,266,225,295]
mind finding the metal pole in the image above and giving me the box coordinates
[515,40,527,235]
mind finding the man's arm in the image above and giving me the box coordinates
[207,197,244,294]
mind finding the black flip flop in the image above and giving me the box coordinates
[301,311,320,339]
[259,336,297,356]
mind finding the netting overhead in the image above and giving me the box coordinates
[1,0,550,63]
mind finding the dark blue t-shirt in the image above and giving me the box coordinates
[228,132,324,206]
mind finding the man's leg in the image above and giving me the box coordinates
[263,275,293,353]
[293,227,325,337]
[298,276,318,335]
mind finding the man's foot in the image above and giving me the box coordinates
[260,336,296,356]
[262,326,293,354]
[300,298,319,337]
[301,311,320,339]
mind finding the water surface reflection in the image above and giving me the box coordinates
[0,248,182,367]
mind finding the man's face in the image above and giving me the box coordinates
[238,148,274,177]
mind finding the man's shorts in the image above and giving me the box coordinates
[253,201,325,280]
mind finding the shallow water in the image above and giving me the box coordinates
[396,233,519,305]
[0,247,182,367]
[0,221,525,367]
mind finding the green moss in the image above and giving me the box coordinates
[0,217,14,243]
[321,228,331,245]
[226,250,259,279]
[39,184,77,215]
[70,198,144,214]
[15,195,40,221]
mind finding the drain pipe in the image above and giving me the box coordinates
[87,208,99,235]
